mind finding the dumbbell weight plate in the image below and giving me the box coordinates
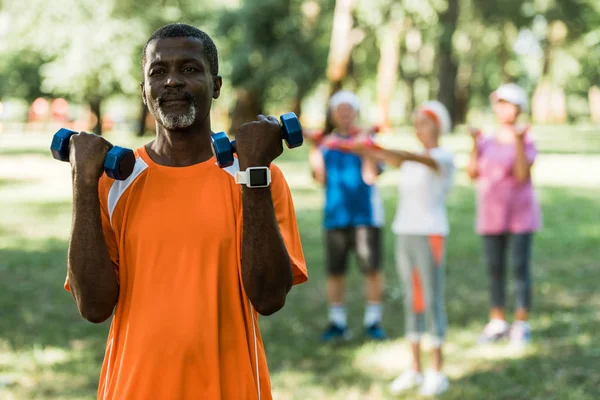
[280,113,303,149]
[104,147,135,181]
[50,128,77,161]
[211,131,235,168]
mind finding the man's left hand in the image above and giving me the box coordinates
[236,115,284,169]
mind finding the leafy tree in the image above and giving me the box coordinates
[217,0,333,134]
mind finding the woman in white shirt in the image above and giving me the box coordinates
[352,100,454,397]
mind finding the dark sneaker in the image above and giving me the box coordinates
[365,323,387,341]
[321,323,351,342]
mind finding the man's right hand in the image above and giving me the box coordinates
[69,132,112,185]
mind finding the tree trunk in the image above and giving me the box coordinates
[455,62,473,125]
[329,81,343,99]
[406,78,416,119]
[589,86,600,124]
[89,97,102,135]
[499,24,511,82]
[228,88,263,135]
[326,0,358,91]
[137,101,149,137]
[533,31,567,123]
[436,0,459,130]
[292,95,302,118]
[541,40,552,77]
[293,85,310,118]
[376,18,403,131]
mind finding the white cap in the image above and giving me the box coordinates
[417,100,452,135]
[328,90,360,112]
[491,83,529,112]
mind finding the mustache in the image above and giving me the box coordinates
[157,91,197,106]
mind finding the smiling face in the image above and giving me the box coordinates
[493,99,520,125]
[141,36,222,131]
[331,103,357,133]
[414,112,439,148]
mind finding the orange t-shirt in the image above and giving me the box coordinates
[65,145,307,400]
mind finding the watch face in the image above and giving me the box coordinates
[249,168,269,186]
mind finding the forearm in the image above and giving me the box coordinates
[378,149,438,171]
[466,143,479,180]
[374,148,404,168]
[361,157,380,185]
[67,181,118,323]
[513,139,531,182]
[241,186,293,316]
[308,146,326,185]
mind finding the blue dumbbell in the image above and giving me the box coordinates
[50,128,135,181]
[211,112,303,168]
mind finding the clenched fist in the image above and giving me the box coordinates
[235,115,283,170]
[69,131,112,185]
[512,125,530,140]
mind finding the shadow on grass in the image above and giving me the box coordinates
[445,341,600,400]
[0,148,53,157]
[262,183,600,397]
[1,174,599,398]
[0,238,109,351]
[0,178,28,188]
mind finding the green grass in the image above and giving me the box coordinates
[1,125,600,399]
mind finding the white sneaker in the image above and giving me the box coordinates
[477,319,510,344]
[419,370,449,397]
[509,321,531,346]
[389,370,424,394]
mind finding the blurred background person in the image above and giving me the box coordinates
[353,101,454,396]
[467,83,542,346]
[309,90,387,342]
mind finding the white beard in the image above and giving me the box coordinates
[155,102,197,130]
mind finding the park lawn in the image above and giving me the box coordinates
[0,125,599,399]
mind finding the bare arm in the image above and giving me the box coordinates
[235,116,295,316]
[67,133,119,323]
[68,181,118,323]
[308,145,326,185]
[361,156,381,185]
[466,136,480,180]
[240,185,293,315]
[372,148,439,172]
[513,135,532,183]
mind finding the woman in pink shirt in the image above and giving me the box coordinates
[466,83,542,345]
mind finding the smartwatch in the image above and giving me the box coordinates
[235,167,271,188]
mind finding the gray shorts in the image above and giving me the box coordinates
[326,226,382,275]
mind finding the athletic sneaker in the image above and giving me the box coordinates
[321,323,351,342]
[419,370,449,396]
[364,323,387,341]
[477,319,510,344]
[389,370,423,394]
[509,321,531,346]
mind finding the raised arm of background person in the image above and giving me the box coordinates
[308,144,326,185]
[66,132,119,323]
[361,155,381,185]
[357,144,440,173]
[235,115,299,315]
[513,128,534,183]
[466,128,480,180]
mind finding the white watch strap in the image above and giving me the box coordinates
[235,170,248,185]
